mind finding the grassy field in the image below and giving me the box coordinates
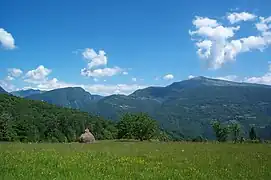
[0,141,270,180]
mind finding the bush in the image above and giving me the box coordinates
[117,113,159,141]
[192,135,204,142]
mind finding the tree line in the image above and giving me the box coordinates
[116,116,267,142]
[211,120,260,143]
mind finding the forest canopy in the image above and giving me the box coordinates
[0,94,117,142]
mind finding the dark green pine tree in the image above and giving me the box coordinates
[249,127,257,140]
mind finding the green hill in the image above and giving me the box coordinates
[0,93,116,142]
[23,77,271,139]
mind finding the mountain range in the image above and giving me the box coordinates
[25,87,103,112]
[3,76,271,139]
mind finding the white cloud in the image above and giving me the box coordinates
[188,75,195,79]
[82,48,107,69]
[215,75,239,81]
[24,76,147,96]
[17,63,142,95]
[208,63,271,85]
[192,17,219,28]
[256,16,271,32]
[24,65,51,82]
[81,66,123,78]
[21,86,37,90]
[190,18,240,69]
[84,84,147,95]
[4,68,23,82]
[245,74,271,85]
[240,36,266,51]
[80,48,126,78]
[265,17,271,23]
[244,63,271,85]
[0,28,16,50]
[163,74,174,80]
[255,17,271,46]
[35,78,75,90]
[93,78,99,82]
[196,40,212,58]
[190,13,271,69]
[190,24,239,40]
[132,77,137,82]
[5,76,14,81]
[256,23,269,33]
[8,68,23,77]
[0,80,16,91]
[227,12,256,24]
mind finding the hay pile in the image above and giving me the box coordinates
[79,128,95,143]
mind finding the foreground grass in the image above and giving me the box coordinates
[0,141,270,180]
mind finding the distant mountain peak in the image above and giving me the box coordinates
[186,76,241,86]
[190,76,208,80]
[25,86,103,110]
[189,76,226,82]
[33,86,91,98]
[60,87,83,90]
[50,86,86,92]
[11,89,45,97]
[0,86,8,94]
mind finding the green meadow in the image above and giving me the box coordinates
[0,141,270,180]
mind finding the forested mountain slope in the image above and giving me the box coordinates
[95,77,271,139]
[26,87,102,112]
[0,93,116,142]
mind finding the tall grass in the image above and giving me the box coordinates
[0,141,270,179]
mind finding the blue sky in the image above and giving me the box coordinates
[1,0,271,95]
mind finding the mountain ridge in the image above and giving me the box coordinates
[95,77,271,139]
[26,87,103,112]
[2,76,271,139]
[6,76,271,98]
[0,86,8,94]
[11,89,46,97]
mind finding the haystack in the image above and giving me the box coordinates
[79,128,95,143]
